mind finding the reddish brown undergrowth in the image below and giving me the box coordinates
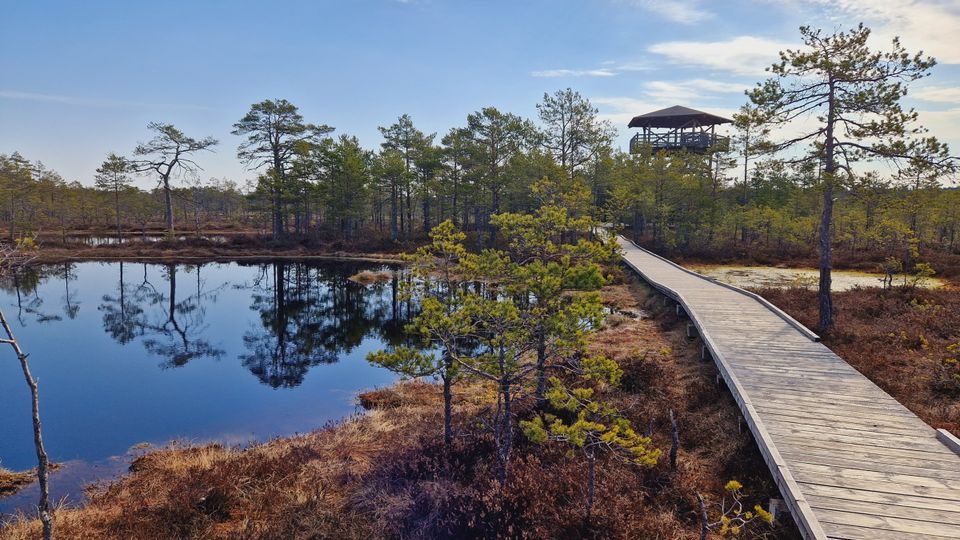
[1,277,798,539]
[0,464,62,499]
[758,286,960,435]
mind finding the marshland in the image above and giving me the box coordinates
[3,2,960,539]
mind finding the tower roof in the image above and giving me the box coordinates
[628,105,732,129]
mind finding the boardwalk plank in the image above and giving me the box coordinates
[618,236,960,540]
[774,438,960,466]
[799,482,960,512]
[814,508,960,538]
[784,453,960,481]
[760,415,926,436]
[823,522,956,539]
[766,425,947,453]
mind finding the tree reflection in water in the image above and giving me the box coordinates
[134,264,226,368]
[4,260,416,388]
[0,266,61,325]
[240,261,414,388]
[98,262,142,344]
[60,263,80,320]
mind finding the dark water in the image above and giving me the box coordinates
[0,260,415,515]
[64,235,229,245]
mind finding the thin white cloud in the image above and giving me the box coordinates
[529,61,652,79]
[593,96,738,127]
[915,107,960,158]
[591,77,748,125]
[593,97,664,126]
[911,86,960,104]
[0,89,209,110]
[530,69,618,78]
[784,0,960,64]
[612,61,654,72]
[628,0,713,24]
[642,79,749,102]
[648,36,793,76]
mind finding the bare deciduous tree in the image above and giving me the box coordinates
[1,242,53,540]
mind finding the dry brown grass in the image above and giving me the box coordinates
[595,279,800,539]
[29,234,410,265]
[758,286,960,435]
[0,463,62,499]
[0,469,35,498]
[2,277,798,539]
[348,269,395,285]
[1,381,444,539]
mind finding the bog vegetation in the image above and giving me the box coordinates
[1,270,789,539]
[1,21,958,539]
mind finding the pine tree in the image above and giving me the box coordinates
[368,220,469,446]
[490,206,618,406]
[749,23,954,330]
[94,153,133,243]
[521,355,659,519]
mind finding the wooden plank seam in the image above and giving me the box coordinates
[618,244,829,540]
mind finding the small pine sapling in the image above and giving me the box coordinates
[521,353,660,520]
[491,205,620,406]
[697,480,775,539]
[368,220,470,446]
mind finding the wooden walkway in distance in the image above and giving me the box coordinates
[618,237,960,540]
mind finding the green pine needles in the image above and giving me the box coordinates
[368,207,657,506]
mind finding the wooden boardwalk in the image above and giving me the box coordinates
[618,237,960,540]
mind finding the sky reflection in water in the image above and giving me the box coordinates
[0,260,416,514]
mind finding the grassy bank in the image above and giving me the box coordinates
[757,286,960,435]
[26,234,412,265]
[0,470,36,499]
[0,276,798,539]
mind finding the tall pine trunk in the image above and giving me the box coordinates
[497,376,512,484]
[818,186,834,331]
[535,329,547,406]
[423,196,431,233]
[390,182,399,242]
[115,188,122,244]
[818,81,836,332]
[163,177,175,236]
[586,452,596,522]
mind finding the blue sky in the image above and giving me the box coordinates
[2,0,959,186]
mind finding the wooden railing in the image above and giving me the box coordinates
[630,131,730,154]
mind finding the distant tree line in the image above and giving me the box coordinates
[1,83,954,257]
[0,88,618,243]
[2,25,958,341]
[0,151,247,241]
[4,141,951,254]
